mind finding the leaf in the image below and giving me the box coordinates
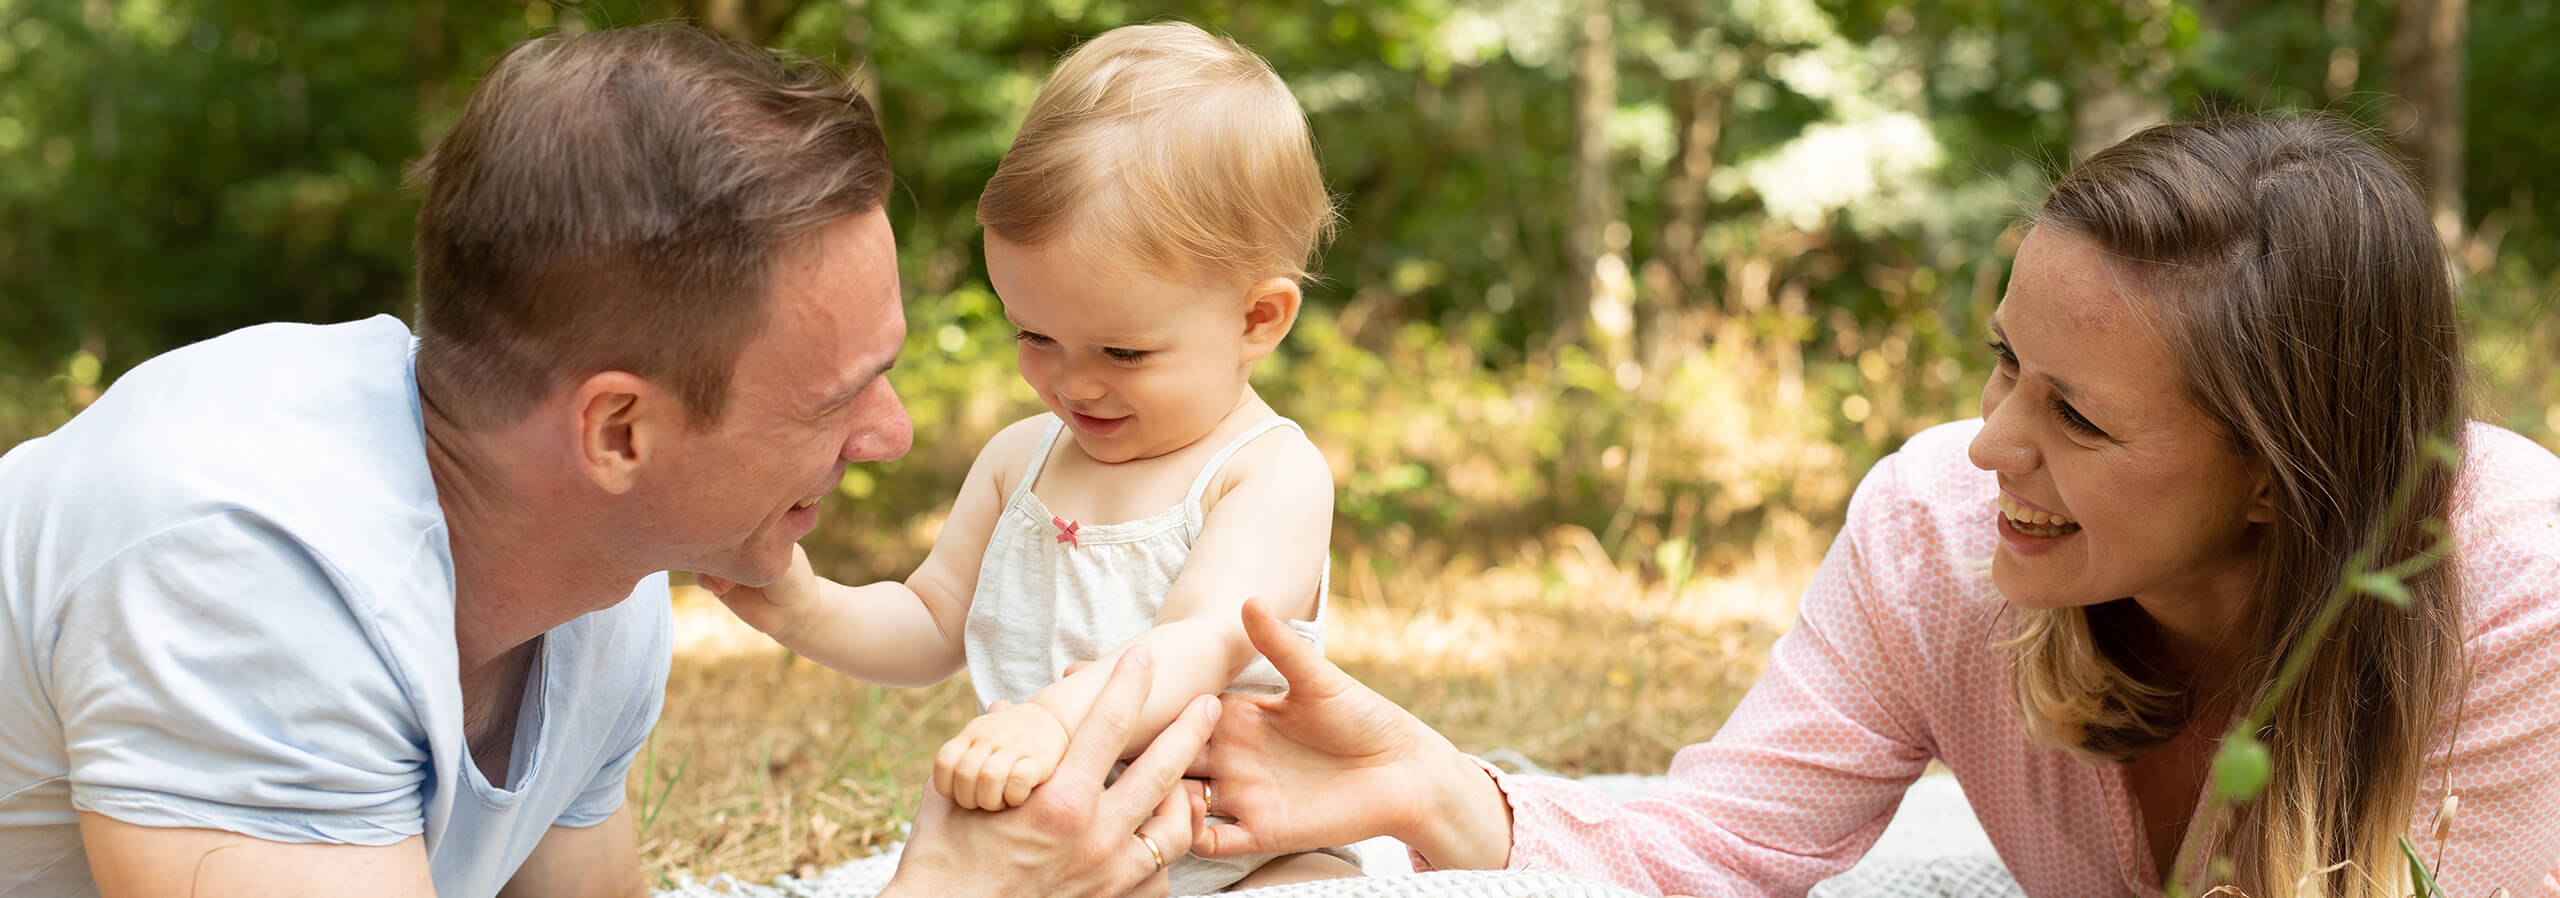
[2400,835,2447,898]
[2355,572,2413,607]
[2211,733,2272,802]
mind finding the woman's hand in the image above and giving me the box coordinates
[882,648,1213,898]
[1188,598,1515,870]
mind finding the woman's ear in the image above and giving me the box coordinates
[570,370,671,494]
[1239,277,1302,363]
[2245,461,2278,525]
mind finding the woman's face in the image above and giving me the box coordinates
[1967,228,2274,640]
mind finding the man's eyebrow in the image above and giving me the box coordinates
[813,359,895,416]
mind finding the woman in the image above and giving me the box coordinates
[1188,113,2560,897]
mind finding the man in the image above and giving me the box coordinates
[0,24,1206,897]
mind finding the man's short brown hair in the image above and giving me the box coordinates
[410,24,891,428]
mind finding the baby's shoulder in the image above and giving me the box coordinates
[1203,419,1332,505]
[975,413,1061,493]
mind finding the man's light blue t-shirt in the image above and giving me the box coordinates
[0,316,673,897]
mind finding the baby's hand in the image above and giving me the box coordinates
[934,701,1073,811]
[697,543,823,640]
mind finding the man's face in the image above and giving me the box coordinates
[661,208,912,586]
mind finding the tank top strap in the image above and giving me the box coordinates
[1183,416,1302,507]
[1011,415,1069,503]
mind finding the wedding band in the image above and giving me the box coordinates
[1134,831,1168,871]
[1203,780,1217,815]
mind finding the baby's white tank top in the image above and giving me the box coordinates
[962,415,1329,710]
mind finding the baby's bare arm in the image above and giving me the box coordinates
[718,418,1048,686]
[1027,428,1335,754]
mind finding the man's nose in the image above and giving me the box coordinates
[843,379,913,463]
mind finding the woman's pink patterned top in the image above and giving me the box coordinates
[1487,420,2560,897]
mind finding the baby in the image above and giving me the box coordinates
[708,22,1358,893]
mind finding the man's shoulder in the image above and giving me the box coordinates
[4,315,445,594]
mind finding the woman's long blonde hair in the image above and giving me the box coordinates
[2007,112,2467,897]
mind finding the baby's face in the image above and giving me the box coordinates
[986,233,1258,464]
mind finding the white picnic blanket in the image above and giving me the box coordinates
[652,773,2022,897]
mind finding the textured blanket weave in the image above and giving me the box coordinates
[650,847,1647,897]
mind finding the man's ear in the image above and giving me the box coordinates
[571,371,671,495]
[1239,277,1302,364]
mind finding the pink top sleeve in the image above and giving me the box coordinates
[1478,420,2560,897]
[1485,439,1945,896]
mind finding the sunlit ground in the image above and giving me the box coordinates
[632,528,1818,886]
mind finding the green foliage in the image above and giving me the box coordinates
[3,0,2555,594]
[2209,732,2270,803]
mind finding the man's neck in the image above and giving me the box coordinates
[423,399,645,680]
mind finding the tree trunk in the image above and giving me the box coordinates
[2323,0,2362,101]
[685,0,812,45]
[2389,0,2468,244]
[1558,0,1618,351]
[2071,64,2169,163]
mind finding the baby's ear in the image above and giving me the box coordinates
[1240,277,1301,360]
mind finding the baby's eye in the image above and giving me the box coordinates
[1013,330,1053,346]
[1103,347,1149,363]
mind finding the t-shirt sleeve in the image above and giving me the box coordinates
[52,511,430,844]
[557,574,672,829]
[1496,451,1936,895]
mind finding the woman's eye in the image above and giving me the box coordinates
[1104,347,1149,363]
[2049,397,2108,438]
[1013,330,1052,346]
[1987,339,2018,370]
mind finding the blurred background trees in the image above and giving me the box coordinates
[2,0,2553,586]
[8,1,2556,880]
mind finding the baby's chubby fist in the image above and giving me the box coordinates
[698,543,823,640]
[933,701,1073,811]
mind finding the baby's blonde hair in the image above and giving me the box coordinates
[978,22,1337,286]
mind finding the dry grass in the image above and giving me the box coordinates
[630,526,1819,887]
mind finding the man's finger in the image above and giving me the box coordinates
[1139,766,1195,855]
[1104,694,1217,827]
[1240,598,1343,700]
[1056,648,1156,787]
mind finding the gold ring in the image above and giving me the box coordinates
[1134,831,1168,871]
[1203,780,1218,815]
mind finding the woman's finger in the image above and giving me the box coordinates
[1239,598,1344,701]
[1193,817,1268,859]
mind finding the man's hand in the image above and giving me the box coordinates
[698,543,823,640]
[935,701,1074,811]
[882,648,1216,898]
